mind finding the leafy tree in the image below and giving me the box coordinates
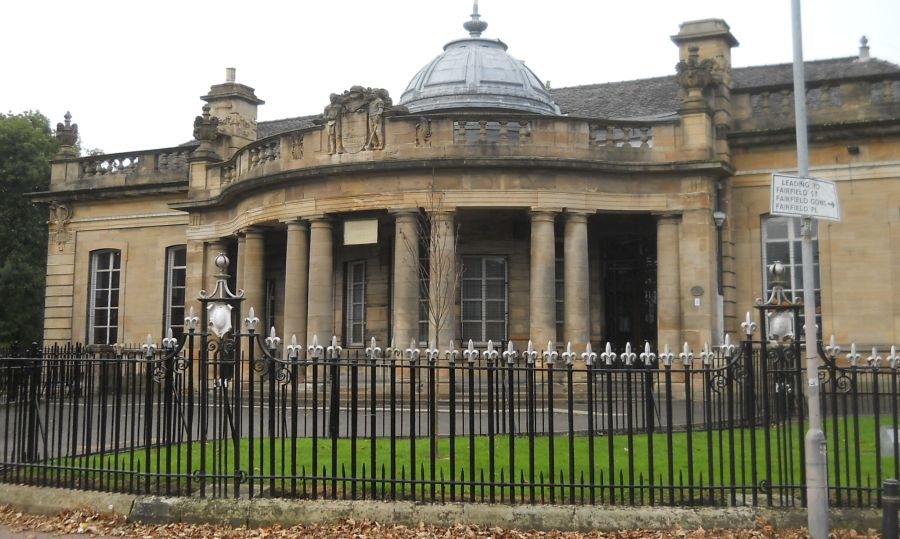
[0,112,56,344]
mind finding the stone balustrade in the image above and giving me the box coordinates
[732,77,900,132]
[48,145,196,189]
[453,118,533,145]
[589,123,654,148]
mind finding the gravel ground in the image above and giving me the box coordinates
[0,505,882,538]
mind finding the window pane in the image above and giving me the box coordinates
[94,328,107,345]
[95,290,109,307]
[171,288,184,305]
[463,260,482,279]
[108,327,118,344]
[111,251,121,268]
[767,218,788,239]
[462,301,482,320]
[485,300,504,319]
[462,280,481,300]
[97,272,110,289]
[97,254,110,270]
[109,309,118,326]
[94,309,108,327]
[173,271,186,287]
[111,271,120,289]
[484,322,505,341]
[484,258,504,278]
[485,280,504,300]
[174,247,187,266]
[767,243,789,264]
[461,322,481,342]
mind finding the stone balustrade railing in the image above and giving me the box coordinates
[589,123,654,148]
[732,77,900,132]
[453,118,533,145]
[48,145,196,189]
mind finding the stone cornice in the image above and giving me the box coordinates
[29,180,189,204]
[173,157,732,211]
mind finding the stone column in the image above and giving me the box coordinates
[530,210,557,348]
[428,210,456,349]
[235,232,246,299]
[239,228,266,329]
[307,217,334,345]
[392,210,420,349]
[656,214,682,349]
[564,211,591,350]
[283,220,309,346]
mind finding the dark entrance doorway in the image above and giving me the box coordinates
[596,214,657,349]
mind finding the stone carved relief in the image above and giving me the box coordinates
[675,47,717,91]
[316,86,407,155]
[415,117,432,147]
[289,133,304,160]
[218,112,257,139]
[49,202,72,252]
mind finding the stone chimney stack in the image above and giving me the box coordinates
[672,19,739,162]
[200,68,265,159]
[858,36,871,62]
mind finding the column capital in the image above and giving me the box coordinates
[390,208,420,222]
[564,210,593,223]
[428,209,455,224]
[530,209,558,223]
[308,216,333,229]
[653,212,682,223]
[280,217,308,227]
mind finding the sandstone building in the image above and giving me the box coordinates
[35,11,900,353]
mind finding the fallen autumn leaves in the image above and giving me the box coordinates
[0,505,881,538]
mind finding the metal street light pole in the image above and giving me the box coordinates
[791,1,828,537]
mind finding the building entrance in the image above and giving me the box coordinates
[597,214,657,349]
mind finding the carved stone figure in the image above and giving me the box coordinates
[365,92,385,150]
[49,202,72,252]
[290,133,304,159]
[323,94,343,155]
[415,116,432,147]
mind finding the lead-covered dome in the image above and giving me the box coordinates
[398,6,560,115]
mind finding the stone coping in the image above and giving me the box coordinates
[0,483,884,532]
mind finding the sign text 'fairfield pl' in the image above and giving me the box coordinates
[770,173,841,222]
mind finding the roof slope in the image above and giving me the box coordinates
[257,57,900,137]
[550,56,900,120]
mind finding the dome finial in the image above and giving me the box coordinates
[463,0,487,37]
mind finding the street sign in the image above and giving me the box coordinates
[770,173,841,221]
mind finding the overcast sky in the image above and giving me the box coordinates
[3,0,898,154]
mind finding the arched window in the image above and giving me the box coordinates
[88,249,121,345]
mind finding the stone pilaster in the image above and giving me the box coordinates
[530,210,557,347]
[283,220,309,346]
[656,214,682,349]
[239,228,266,329]
[564,211,591,350]
[184,239,207,323]
[307,217,334,344]
[679,209,719,350]
[392,210,420,348]
[428,210,456,349]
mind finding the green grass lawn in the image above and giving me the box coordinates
[37,416,898,502]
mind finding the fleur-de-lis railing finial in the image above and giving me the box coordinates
[265,326,281,351]
[868,347,882,369]
[484,340,499,362]
[543,340,558,365]
[700,342,714,365]
[741,311,757,337]
[463,339,479,363]
[287,334,302,360]
[365,337,381,361]
[888,346,899,370]
[825,335,841,361]
[583,342,598,366]
[385,339,397,361]
[445,340,459,363]
[245,307,260,332]
[600,342,616,366]
[622,342,636,367]
[426,341,440,362]
[184,306,198,332]
[142,334,157,359]
[847,343,861,367]
[660,343,674,367]
[327,335,342,359]
[406,339,420,363]
[503,341,517,364]
[640,341,656,366]
[680,342,694,366]
[162,327,178,350]
[523,340,538,364]
[720,334,735,358]
[308,334,324,360]
[562,342,577,366]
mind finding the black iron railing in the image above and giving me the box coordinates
[1,334,898,508]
